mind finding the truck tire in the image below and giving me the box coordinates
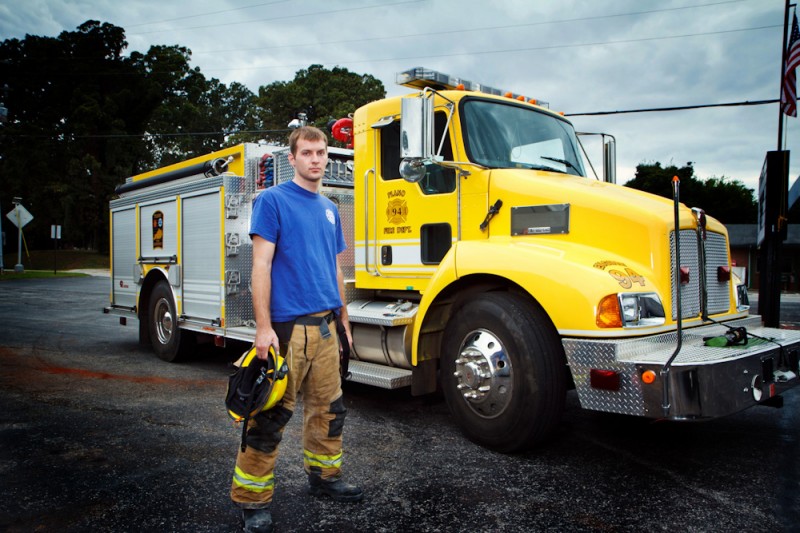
[441,291,566,452]
[148,280,190,362]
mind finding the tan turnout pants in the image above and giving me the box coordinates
[230,312,346,508]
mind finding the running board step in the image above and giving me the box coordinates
[346,360,412,389]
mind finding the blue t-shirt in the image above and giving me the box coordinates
[250,180,346,322]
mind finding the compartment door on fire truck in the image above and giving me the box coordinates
[373,111,457,281]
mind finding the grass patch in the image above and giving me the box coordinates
[2,249,108,271]
[0,270,88,281]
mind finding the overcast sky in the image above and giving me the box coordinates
[1,0,797,193]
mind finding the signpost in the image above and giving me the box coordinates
[51,224,61,274]
[6,198,33,273]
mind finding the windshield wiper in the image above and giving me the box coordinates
[541,156,578,170]
[517,162,567,174]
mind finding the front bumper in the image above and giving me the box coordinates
[563,316,800,419]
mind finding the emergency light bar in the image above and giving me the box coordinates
[397,67,549,108]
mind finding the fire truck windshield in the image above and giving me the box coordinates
[462,99,585,177]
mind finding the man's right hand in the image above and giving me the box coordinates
[255,327,280,360]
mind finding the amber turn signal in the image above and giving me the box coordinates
[641,370,657,384]
[596,294,622,328]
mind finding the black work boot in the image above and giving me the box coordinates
[308,474,364,502]
[242,507,273,533]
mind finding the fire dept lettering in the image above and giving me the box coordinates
[152,211,164,249]
[383,226,412,234]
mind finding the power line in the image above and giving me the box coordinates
[566,99,780,116]
[191,0,753,55]
[128,0,426,35]
[10,21,780,82]
[195,24,781,74]
[3,99,782,140]
[126,0,290,27]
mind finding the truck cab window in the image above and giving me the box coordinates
[462,98,585,176]
[418,113,456,195]
[381,121,402,180]
[380,112,456,194]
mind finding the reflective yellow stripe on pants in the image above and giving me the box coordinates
[304,449,343,470]
[232,465,275,493]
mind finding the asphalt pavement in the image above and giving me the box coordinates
[0,275,799,532]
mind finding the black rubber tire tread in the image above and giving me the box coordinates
[441,291,566,452]
[148,280,192,363]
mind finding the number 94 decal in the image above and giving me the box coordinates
[593,261,646,289]
[609,268,646,289]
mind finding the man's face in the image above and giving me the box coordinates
[289,138,328,184]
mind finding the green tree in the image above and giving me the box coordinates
[0,20,150,251]
[625,161,757,224]
[253,64,385,145]
[138,45,256,168]
[0,21,257,252]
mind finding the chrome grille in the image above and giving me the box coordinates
[670,230,731,320]
[705,233,731,314]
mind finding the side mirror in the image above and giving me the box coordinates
[400,97,433,159]
[603,135,616,184]
[399,159,426,183]
[399,96,433,182]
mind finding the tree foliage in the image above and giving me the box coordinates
[0,21,256,251]
[0,25,387,254]
[253,64,385,145]
[625,161,757,224]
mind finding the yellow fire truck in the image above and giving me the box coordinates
[106,67,800,452]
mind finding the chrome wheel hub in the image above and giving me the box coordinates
[453,329,513,419]
[154,297,174,345]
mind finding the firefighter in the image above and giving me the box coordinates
[231,126,362,533]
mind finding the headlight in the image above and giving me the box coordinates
[597,292,665,328]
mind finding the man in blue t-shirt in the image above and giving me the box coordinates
[231,126,362,533]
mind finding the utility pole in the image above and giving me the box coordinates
[760,1,794,326]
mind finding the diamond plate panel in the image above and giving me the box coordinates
[563,339,646,416]
[274,148,293,185]
[222,144,272,327]
[347,360,412,389]
[326,189,355,280]
[223,174,254,327]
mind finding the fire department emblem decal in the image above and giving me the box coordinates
[386,198,408,224]
[152,211,164,249]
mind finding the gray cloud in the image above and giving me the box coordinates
[0,0,795,191]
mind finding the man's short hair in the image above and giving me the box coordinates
[289,126,328,155]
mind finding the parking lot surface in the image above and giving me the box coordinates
[1,275,798,532]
